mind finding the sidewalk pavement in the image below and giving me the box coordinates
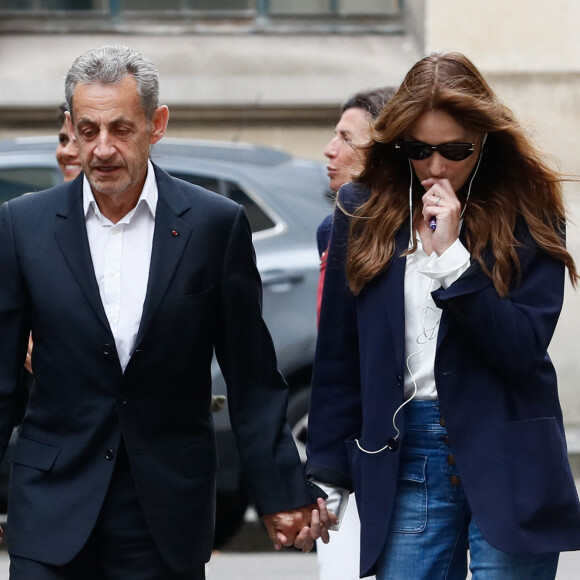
[0,550,577,579]
[0,550,576,580]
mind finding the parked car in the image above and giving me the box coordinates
[0,136,332,546]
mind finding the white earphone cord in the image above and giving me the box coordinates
[356,280,439,454]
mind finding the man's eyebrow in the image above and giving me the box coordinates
[76,117,136,127]
[75,118,95,127]
[109,117,137,127]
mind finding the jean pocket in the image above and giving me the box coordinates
[390,453,427,533]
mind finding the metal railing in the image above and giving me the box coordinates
[0,0,401,20]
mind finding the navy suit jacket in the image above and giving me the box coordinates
[306,182,580,577]
[0,165,318,571]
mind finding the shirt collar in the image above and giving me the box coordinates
[83,159,158,223]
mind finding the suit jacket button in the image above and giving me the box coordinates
[446,454,456,466]
[450,475,461,486]
[439,417,446,427]
[103,344,113,355]
[118,395,127,405]
[105,449,115,461]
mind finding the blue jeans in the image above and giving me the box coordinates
[376,401,559,580]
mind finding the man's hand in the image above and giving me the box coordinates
[0,525,4,544]
[261,498,338,553]
[24,335,33,374]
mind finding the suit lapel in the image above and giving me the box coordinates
[53,177,111,333]
[134,166,193,348]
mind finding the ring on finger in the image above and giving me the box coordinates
[436,196,441,206]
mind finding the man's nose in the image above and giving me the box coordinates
[94,132,114,159]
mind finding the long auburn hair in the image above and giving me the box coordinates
[345,52,578,296]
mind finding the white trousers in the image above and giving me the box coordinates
[316,495,376,580]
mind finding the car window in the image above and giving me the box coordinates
[170,172,221,195]
[224,181,275,233]
[0,167,60,205]
[169,171,275,233]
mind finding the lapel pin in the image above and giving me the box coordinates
[171,229,179,237]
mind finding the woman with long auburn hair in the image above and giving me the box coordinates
[306,52,580,580]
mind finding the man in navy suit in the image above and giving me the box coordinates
[0,45,331,579]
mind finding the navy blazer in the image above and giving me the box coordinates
[306,182,580,577]
[316,213,333,258]
[0,165,318,571]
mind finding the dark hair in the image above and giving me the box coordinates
[342,86,396,121]
[344,52,578,296]
[57,102,68,127]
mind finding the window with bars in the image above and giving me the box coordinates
[0,0,400,18]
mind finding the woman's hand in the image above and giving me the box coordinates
[261,498,338,553]
[293,498,339,553]
[420,177,462,255]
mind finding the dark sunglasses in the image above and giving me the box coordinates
[395,141,475,161]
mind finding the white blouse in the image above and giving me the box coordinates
[403,236,471,400]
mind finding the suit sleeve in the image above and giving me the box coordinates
[214,205,321,515]
[306,185,364,490]
[0,202,32,457]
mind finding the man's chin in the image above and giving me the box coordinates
[89,179,132,197]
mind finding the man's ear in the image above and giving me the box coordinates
[150,105,169,145]
[65,111,77,145]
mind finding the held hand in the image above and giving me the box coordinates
[261,498,338,552]
[0,525,4,544]
[262,504,317,551]
[420,178,461,255]
[293,497,339,553]
[24,335,33,374]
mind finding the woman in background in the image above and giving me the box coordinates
[315,86,393,580]
[55,102,82,182]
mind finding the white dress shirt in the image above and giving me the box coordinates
[83,160,157,372]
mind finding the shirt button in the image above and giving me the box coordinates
[105,449,115,461]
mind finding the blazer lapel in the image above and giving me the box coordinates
[378,226,409,373]
[53,178,111,333]
[134,166,193,348]
[435,226,471,348]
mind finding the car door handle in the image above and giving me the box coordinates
[261,270,305,293]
